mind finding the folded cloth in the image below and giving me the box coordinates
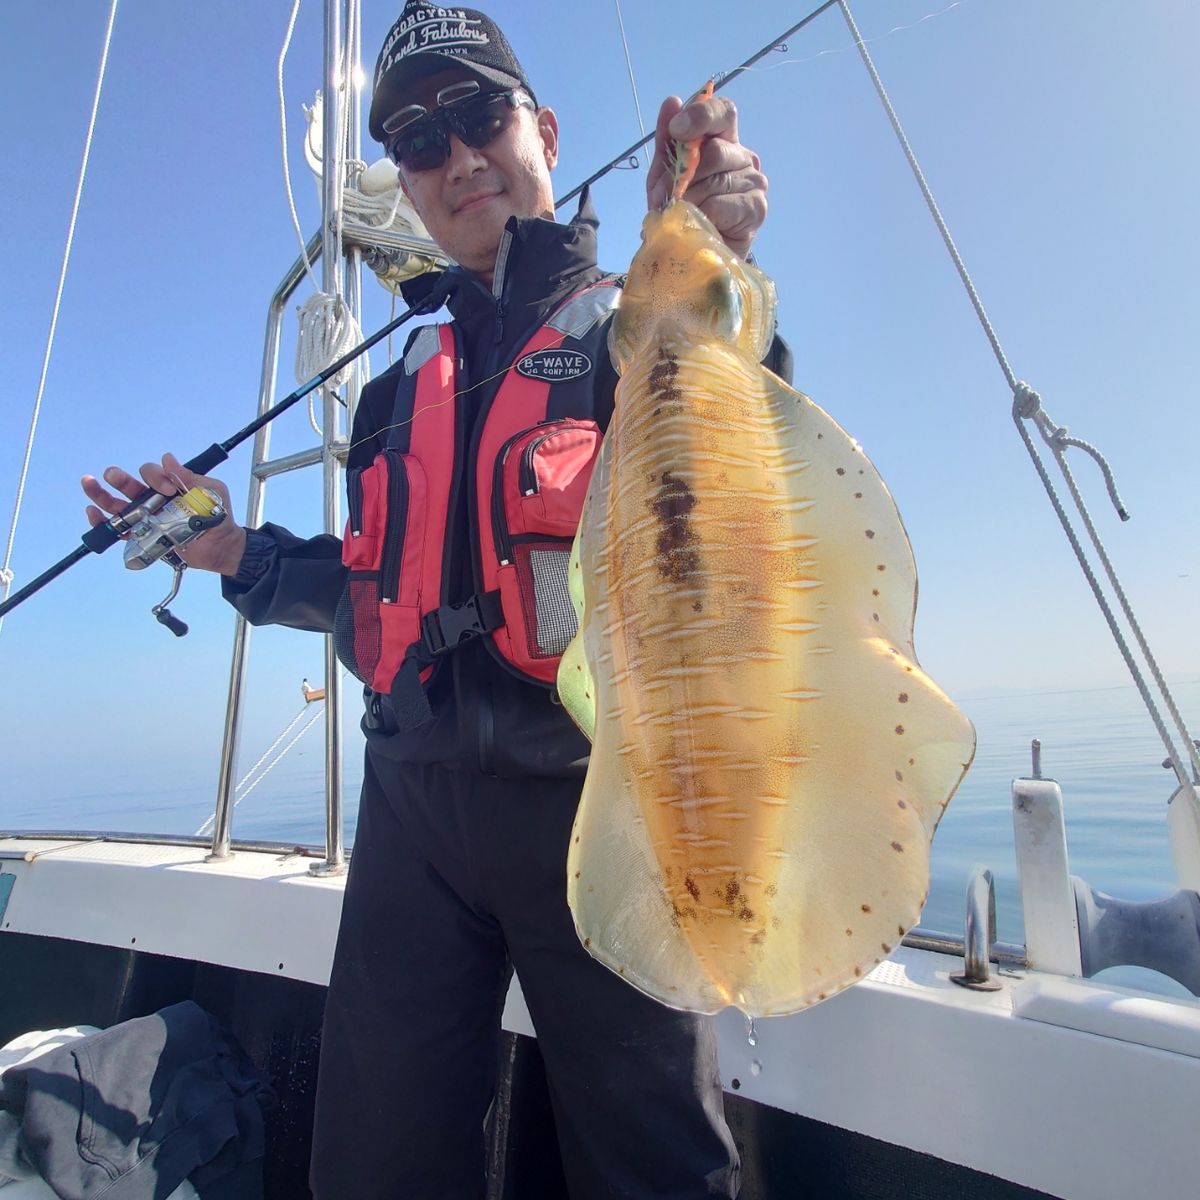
[0,1003,272,1200]
[0,1029,100,1189]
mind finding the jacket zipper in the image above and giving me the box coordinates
[347,467,365,535]
[490,427,538,566]
[378,450,409,604]
[519,429,559,496]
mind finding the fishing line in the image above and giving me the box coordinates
[740,0,970,76]
[344,294,618,454]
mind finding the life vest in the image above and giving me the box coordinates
[333,278,621,727]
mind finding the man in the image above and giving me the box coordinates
[83,6,777,1196]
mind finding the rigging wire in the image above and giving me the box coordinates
[0,0,119,636]
[836,0,1199,787]
[612,0,649,175]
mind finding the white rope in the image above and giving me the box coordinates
[278,0,319,294]
[278,0,364,435]
[0,0,118,634]
[194,702,324,838]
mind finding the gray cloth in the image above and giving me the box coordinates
[0,1003,271,1200]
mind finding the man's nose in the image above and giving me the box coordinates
[445,133,487,182]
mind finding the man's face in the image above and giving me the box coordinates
[390,68,559,282]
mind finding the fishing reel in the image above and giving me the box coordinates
[112,485,227,637]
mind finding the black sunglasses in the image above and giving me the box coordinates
[383,87,536,173]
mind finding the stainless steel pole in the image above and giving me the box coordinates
[314,0,348,874]
[209,235,325,862]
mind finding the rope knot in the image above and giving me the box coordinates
[0,567,13,588]
[1012,381,1041,419]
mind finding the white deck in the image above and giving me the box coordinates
[2,834,1198,1200]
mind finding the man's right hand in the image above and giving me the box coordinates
[82,452,248,577]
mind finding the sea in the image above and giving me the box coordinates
[10,677,1199,993]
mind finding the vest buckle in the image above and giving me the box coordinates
[420,591,504,657]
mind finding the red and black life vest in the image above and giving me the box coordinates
[334,279,621,727]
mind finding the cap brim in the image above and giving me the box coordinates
[369,55,528,142]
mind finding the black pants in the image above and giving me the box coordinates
[309,751,740,1199]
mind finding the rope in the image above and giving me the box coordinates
[0,0,119,634]
[612,0,648,174]
[278,0,319,294]
[194,694,331,838]
[278,0,363,435]
[840,0,1198,786]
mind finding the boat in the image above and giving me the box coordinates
[2,2,1198,1197]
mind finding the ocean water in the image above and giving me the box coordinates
[9,678,1198,961]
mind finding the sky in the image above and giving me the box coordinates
[1,0,1197,830]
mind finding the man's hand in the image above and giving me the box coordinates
[645,93,768,259]
[82,452,247,577]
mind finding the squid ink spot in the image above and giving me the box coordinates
[872,589,879,597]
[877,564,887,572]
[861,904,872,913]
[882,943,893,953]
[854,492,863,499]
[731,1078,742,1090]
[819,992,828,1001]
[899,693,909,703]
[574,871,581,879]
[899,925,907,937]
[845,928,853,937]
[898,799,908,809]
[854,966,863,977]
[685,876,701,901]
[817,433,824,439]
[909,757,915,766]
[891,841,904,853]
[895,725,905,735]
[865,530,875,539]
[584,938,591,948]
[895,770,903,782]
[650,471,701,582]
[872,613,880,622]
[836,467,846,476]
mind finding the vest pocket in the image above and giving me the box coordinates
[491,419,601,667]
[336,451,427,686]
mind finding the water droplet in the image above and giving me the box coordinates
[746,1016,758,1046]
[750,1059,763,1077]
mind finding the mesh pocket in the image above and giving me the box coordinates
[513,541,577,657]
[334,573,381,683]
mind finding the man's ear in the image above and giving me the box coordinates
[537,106,559,169]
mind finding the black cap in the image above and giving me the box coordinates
[370,4,537,143]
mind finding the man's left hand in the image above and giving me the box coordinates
[646,94,768,260]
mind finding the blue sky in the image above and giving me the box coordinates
[1,1,1197,826]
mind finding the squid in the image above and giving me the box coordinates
[557,160,975,1017]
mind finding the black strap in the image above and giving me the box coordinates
[386,591,505,732]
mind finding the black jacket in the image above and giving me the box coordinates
[223,194,791,779]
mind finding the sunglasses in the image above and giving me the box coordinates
[383,85,536,173]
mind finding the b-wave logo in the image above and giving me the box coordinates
[515,349,593,383]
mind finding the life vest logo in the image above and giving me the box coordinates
[515,349,593,383]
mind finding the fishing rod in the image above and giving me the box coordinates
[3,3,839,633]
[0,283,451,635]
[554,0,840,210]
